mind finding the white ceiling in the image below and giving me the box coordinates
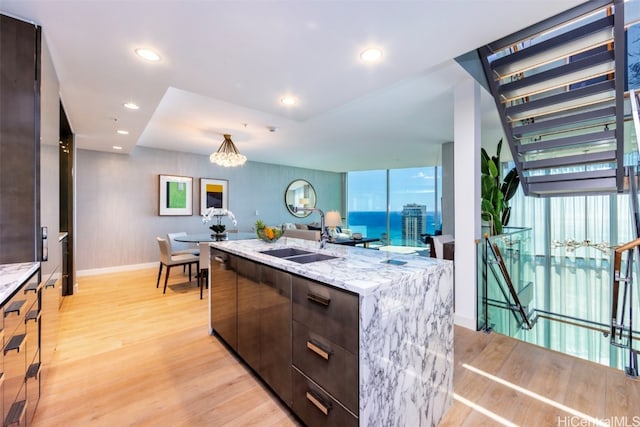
[1,0,586,172]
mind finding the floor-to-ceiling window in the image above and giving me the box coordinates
[501,161,639,369]
[346,166,441,249]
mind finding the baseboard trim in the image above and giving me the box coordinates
[77,262,158,277]
[454,313,477,330]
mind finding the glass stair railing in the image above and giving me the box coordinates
[478,224,640,377]
[610,235,640,377]
[478,227,536,335]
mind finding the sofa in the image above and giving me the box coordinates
[280,222,352,242]
[282,229,321,241]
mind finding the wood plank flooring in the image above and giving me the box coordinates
[439,327,640,426]
[32,268,299,427]
[32,268,640,426]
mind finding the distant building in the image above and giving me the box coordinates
[402,204,426,244]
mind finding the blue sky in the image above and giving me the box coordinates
[347,167,440,212]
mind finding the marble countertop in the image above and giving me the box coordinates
[209,238,449,296]
[0,262,40,305]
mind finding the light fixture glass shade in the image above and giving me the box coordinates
[325,211,342,227]
[210,134,247,167]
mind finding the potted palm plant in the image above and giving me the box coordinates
[481,139,520,235]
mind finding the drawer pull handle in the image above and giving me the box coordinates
[4,300,25,317]
[307,292,330,306]
[306,391,331,416]
[307,339,331,360]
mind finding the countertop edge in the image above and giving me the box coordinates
[0,262,40,306]
[209,239,450,296]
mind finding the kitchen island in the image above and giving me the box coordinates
[0,262,42,426]
[208,238,453,426]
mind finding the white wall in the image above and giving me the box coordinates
[453,77,481,330]
[76,146,343,271]
[40,35,60,276]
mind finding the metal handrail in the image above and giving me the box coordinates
[484,238,533,330]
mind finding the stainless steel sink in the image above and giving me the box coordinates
[260,248,312,258]
[286,253,339,264]
[260,247,339,263]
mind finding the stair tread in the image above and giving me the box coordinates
[490,15,613,72]
[516,129,615,153]
[500,48,614,95]
[528,176,617,196]
[512,106,615,136]
[506,79,615,118]
[526,169,616,183]
[522,150,616,170]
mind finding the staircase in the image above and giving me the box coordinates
[478,0,626,197]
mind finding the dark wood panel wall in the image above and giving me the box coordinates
[0,14,41,263]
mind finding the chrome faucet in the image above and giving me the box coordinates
[293,207,330,248]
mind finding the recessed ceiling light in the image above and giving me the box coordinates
[360,47,383,62]
[124,102,139,110]
[112,145,123,150]
[135,48,160,62]
[281,96,296,106]
[116,130,129,135]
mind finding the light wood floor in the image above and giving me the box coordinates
[32,268,640,426]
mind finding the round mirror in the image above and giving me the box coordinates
[285,179,317,218]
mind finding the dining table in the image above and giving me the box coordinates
[174,232,257,243]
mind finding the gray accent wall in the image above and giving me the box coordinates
[76,146,343,270]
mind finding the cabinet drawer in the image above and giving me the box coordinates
[22,280,40,312]
[292,367,357,427]
[3,349,26,424]
[293,320,358,414]
[25,309,40,363]
[292,276,359,354]
[3,293,27,338]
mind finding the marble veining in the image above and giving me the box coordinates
[209,237,446,296]
[359,261,453,426]
[210,238,454,426]
[0,262,40,305]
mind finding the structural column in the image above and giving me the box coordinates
[453,76,481,330]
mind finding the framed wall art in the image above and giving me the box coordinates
[159,174,193,216]
[200,178,228,215]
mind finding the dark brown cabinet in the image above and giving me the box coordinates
[210,252,238,350]
[236,257,260,370]
[291,368,358,427]
[210,250,359,424]
[259,265,291,405]
[291,276,359,425]
[211,253,293,405]
[0,14,41,264]
[2,266,42,427]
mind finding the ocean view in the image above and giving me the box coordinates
[347,210,439,246]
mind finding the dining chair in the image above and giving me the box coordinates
[156,237,199,294]
[432,234,454,259]
[167,232,200,256]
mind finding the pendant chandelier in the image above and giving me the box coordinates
[210,134,247,167]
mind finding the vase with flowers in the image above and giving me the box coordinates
[202,208,237,240]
